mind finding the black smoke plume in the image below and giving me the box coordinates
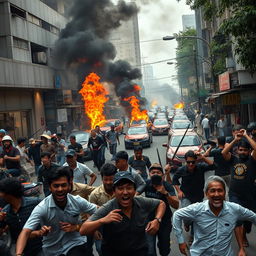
[54,0,146,114]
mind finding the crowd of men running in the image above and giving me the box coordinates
[0,120,256,256]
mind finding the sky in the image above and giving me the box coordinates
[136,0,194,89]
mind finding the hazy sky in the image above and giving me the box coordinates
[136,0,194,87]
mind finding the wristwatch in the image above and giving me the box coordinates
[154,217,162,223]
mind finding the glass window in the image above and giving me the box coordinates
[13,37,29,50]
[27,13,41,26]
[170,135,200,147]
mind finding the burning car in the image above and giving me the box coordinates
[124,126,152,149]
[163,131,204,166]
[152,118,170,135]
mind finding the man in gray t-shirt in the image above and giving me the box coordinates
[106,125,120,160]
[80,172,166,256]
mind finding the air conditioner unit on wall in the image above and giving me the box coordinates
[35,52,47,64]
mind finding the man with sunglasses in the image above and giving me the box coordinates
[172,150,216,242]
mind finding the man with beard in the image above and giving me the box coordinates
[222,129,256,248]
[88,163,117,256]
[0,135,21,177]
[16,166,97,256]
[80,172,166,256]
[173,175,256,256]
[143,163,179,256]
[128,146,151,181]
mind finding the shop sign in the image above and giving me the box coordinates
[219,72,230,91]
[241,91,256,104]
[57,109,68,123]
[63,90,72,105]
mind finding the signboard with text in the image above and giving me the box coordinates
[219,72,230,91]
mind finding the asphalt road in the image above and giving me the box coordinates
[85,132,256,256]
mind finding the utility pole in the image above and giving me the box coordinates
[193,46,200,111]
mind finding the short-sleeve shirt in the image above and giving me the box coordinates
[172,163,216,203]
[229,155,256,204]
[63,161,93,184]
[40,143,56,155]
[89,197,160,254]
[24,194,97,256]
[68,142,83,162]
[0,146,21,169]
[88,136,103,150]
[89,184,114,206]
[209,148,231,176]
[128,155,151,176]
[2,197,42,256]
[145,180,176,223]
[28,143,42,166]
[106,130,118,144]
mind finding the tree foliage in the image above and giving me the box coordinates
[175,28,198,102]
[185,0,256,73]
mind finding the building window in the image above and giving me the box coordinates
[42,20,51,31]
[27,13,41,26]
[10,4,26,19]
[50,25,60,35]
[13,37,29,50]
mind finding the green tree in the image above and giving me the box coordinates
[185,0,256,73]
[175,28,198,103]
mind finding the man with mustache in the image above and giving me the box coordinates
[173,175,256,256]
[222,129,256,248]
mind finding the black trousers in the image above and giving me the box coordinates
[102,246,147,256]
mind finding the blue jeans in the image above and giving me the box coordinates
[204,128,210,140]
[146,221,172,256]
[109,143,117,160]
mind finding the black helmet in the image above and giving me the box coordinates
[247,122,256,133]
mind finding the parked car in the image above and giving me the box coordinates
[67,131,92,161]
[130,119,148,128]
[100,119,124,134]
[124,126,152,149]
[163,131,204,166]
[173,115,189,121]
[152,118,170,135]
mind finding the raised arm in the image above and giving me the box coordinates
[241,129,256,160]
[222,135,240,161]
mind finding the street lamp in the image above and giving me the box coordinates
[163,34,216,110]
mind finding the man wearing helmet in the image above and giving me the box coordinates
[0,135,21,177]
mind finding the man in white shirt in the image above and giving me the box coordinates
[63,149,97,185]
[201,114,210,140]
[217,116,226,137]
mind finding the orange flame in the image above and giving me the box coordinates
[133,85,141,92]
[79,73,108,129]
[124,96,148,122]
[174,102,185,109]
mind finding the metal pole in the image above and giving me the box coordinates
[193,47,200,111]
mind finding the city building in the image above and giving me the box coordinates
[182,14,196,31]
[195,5,256,128]
[0,0,82,139]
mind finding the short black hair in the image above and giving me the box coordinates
[47,166,72,186]
[113,179,136,190]
[41,152,52,159]
[70,135,76,140]
[0,178,24,198]
[217,136,226,146]
[237,140,251,150]
[184,150,197,160]
[232,124,243,131]
[115,151,128,161]
[100,163,117,177]
[17,137,26,145]
[134,146,143,152]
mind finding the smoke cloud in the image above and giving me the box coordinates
[54,0,146,115]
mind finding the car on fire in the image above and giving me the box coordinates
[152,118,170,135]
[100,119,124,134]
[67,131,92,161]
[129,119,148,127]
[163,131,204,166]
[124,125,152,149]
